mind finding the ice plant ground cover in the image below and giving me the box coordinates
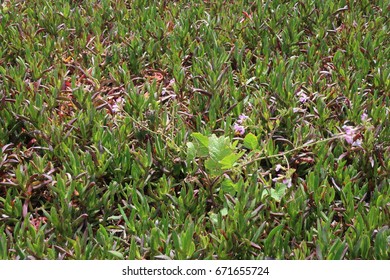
[0,0,389,260]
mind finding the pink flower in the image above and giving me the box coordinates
[234,124,245,136]
[234,114,248,135]
[272,176,292,188]
[352,138,362,147]
[296,90,309,103]
[342,125,354,134]
[237,114,248,124]
[275,164,282,172]
[342,125,362,147]
[361,112,368,121]
[282,178,292,188]
[299,93,309,103]
[344,134,354,144]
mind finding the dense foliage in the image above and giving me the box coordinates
[0,0,389,259]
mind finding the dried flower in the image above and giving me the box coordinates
[293,107,306,113]
[369,156,374,168]
[112,97,125,113]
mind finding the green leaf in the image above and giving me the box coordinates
[172,231,181,251]
[209,213,218,225]
[208,134,232,161]
[308,171,319,190]
[108,250,124,259]
[129,237,139,259]
[221,178,237,194]
[360,234,370,259]
[150,228,160,252]
[190,133,209,157]
[205,158,222,176]
[186,142,197,162]
[183,222,194,250]
[220,208,228,216]
[191,132,209,149]
[219,151,244,169]
[264,224,284,251]
[328,239,346,260]
[264,183,288,202]
[243,133,258,150]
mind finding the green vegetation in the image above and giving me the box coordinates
[0,0,389,260]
